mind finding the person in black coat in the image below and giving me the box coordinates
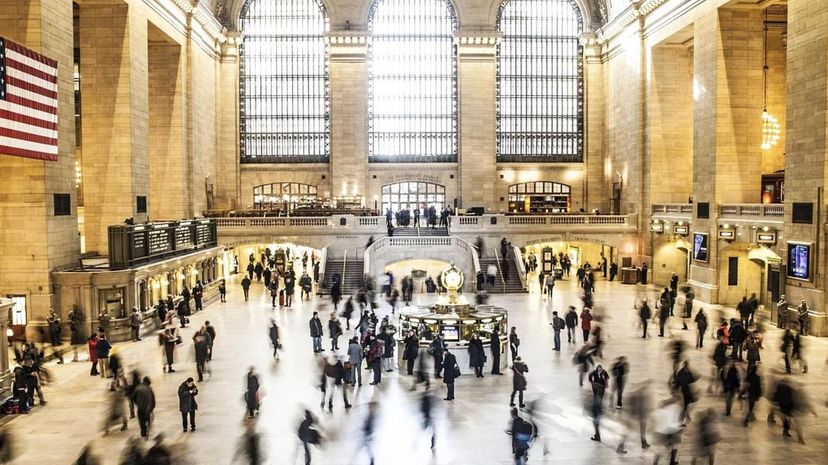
[490,329,503,375]
[510,357,528,407]
[442,348,458,401]
[309,312,324,353]
[742,365,762,426]
[639,301,652,339]
[609,262,618,281]
[565,306,578,343]
[402,331,419,376]
[722,361,740,416]
[729,318,746,361]
[467,334,486,378]
[241,276,251,302]
[245,367,260,418]
[178,377,198,432]
[430,335,445,378]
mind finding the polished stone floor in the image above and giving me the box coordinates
[3,273,828,464]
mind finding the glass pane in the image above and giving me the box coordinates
[240,0,330,163]
[368,0,458,162]
[496,0,583,162]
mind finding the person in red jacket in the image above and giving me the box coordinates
[580,308,594,343]
[87,334,99,376]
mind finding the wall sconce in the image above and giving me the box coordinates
[650,221,664,233]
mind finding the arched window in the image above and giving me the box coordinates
[381,182,446,213]
[508,181,571,213]
[253,183,318,210]
[368,0,458,162]
[239,0,329,163]
[496,0,584,162]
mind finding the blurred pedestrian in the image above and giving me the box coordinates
[403,331,419,376]
[73,445,101,465]
[690,408,720,465]
[694,308,708,348]
[722,360,740,416]
[675,361,699,425]
[491,328,503,374]
[419,388,437,452]
[297,410,322,465]
[161,326,179,373]
[193,327,211,382]
[611,356,628,409]
[347,337,363,386]
[269,320,281,360]
[508,407,537,465]
[102,386,128,436]
[131,376,155,438]
[588,364,609,442]
[245,367,260,418]
[143,434,171,465]
[580,309,593,343]
[742,365,762,426]
[638,300,652,339]
[233,420,262,465]
[509,327,521,361]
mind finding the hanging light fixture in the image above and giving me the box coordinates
[761,11,781,150]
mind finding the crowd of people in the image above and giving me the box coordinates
[2,248,827,465]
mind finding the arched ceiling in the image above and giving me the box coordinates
[211,0,610,32]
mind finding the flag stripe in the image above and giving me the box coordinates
[4,39,57,68]
[4,48,58,76]
[0,127,57,146]
[0,108,58,131]
[7,84,58,107]
[5,62,58,89]
[0,99,58,124]
[3,93,57,116]
[0,117,57,139]
[5,75,58,100]
[0,144,58,161]
[0,136,59,155]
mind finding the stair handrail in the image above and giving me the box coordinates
[341,250,348,292]
[512,245,527,291]
[493,249,507,293]
[318,246,328,294]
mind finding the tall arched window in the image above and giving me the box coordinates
[239,0,329,163]
[496,0,584,162]
[368,0,458,162]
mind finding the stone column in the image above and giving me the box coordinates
[689,7,764,303]
[782,0,828,313]
[0,0,80,340]
[216,33,241,209]
[455,33,498,211]
[148,31,187,220]
[79,1,150,253]
[327,33,369,199]
[582,34,607,213]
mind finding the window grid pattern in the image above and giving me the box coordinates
[253,182,318,209]
[239,0,330,163]
[381,182,446,213]
[368,0,458,163]
[496,0,584,162]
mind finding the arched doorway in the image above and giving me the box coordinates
[652,236,691,287]
[507,181,571,213]
[718,243,781,307]
[381,181,446,213]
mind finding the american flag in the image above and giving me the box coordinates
[0,37,59,162]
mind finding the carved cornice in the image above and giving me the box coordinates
[452,33,501,46]
[324,34,371,45]
[159,0,228,44]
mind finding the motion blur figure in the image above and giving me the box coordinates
[508,407,537,465]
[73,445,101,465]
[651,396,684,465]
[419,388,437,453]
[233,420,262,465]
[360,402,379,465]
[0,428,16,464]
[690,408,720,465]
[297,409,322,465]
[616,384,653,453]
[102,385,128,436]
[768,379,817,443]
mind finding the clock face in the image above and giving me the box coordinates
[443,267,463,289]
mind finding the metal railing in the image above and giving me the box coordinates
[513,244,527,291]
[651,204,693,214]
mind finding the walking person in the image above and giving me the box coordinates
[694,308,708,348]
[178,377,198,432]
[241,276,251,302]
[128,308,142,342]
[544,273,555,299]
[431,334,446,378]
[161,326,179,373]
[46,309,64,364]
[328,313,342,351]
[403,331,419,376]
[468,333,486,378]
[611,356,628,409]
[205,321,216,361]
[588,364,610,442]
[233,420,262,465]
[367,334,384,385]
[657,292,671,337]
[639,300,652,338]
[348,337,363,386]
[490,329,503,375]
[193,327,210,382]
[742,365,762,426]
[245,367,260,418]
[565,306,578,343]
[510,357,528,408]
[675,361,699,425]
[550,311,564,351]
[580,308,593,343]
[297,410,322,465]
[87,334,99,376]
[508,407,537,465]
[309,312,323,353]
[68,306,85,362]
[218,280,227,303]
[268,320,281,360]
[96,333,112,379]
[130,376,155,439]
[509,327,520,361]
[722,360,740,416]
[442,347,459,401]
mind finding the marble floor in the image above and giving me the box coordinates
[3,274,828,465]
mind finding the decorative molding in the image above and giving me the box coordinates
[597,6,640,44]
[639,0,671,16]
[324,34,371,45]
[453,33,501,46]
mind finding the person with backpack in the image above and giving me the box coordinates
[510,357,528,408]
[550,311,565,351]
[128,308,142,342]
[694,308,708,348]
[508,407,537,465]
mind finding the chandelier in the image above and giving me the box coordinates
[760,11,780,150]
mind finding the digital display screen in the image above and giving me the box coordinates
[787,243,811,281]
[693,233,708,262]
[441,325,460,341]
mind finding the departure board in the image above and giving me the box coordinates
[109,219,217,270]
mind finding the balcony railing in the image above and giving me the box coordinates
[719,204,784,218]
[217,213,638,236]
[651,204,693,216]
